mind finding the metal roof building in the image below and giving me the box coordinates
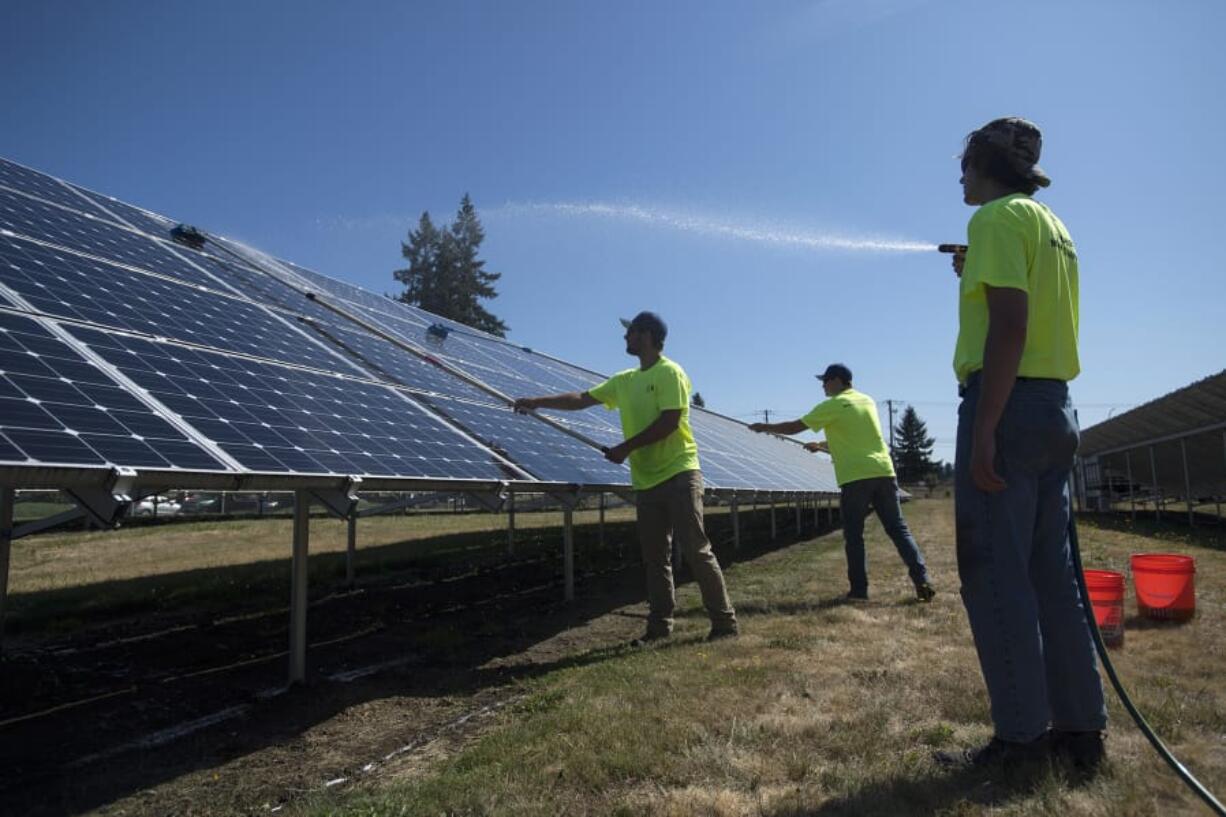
[1078,369,1226,523]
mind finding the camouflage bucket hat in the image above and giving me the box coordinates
[967,117,1051,188]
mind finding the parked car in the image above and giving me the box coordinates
[179,492,221,514]
[132,495,181,517]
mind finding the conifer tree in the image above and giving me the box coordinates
[893,405,936,482]
[393,195,508,336]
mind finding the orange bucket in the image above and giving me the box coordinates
[1131,553,1196,622]
[1083,569,1125,647]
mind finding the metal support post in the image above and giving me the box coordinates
[1126,450,1135,522]
[506,493,516,557]
[1181,438,1194,527]
[1150,445,1160,521]
[0,487,13,654]
[814,496,820,529]
[563,507,574,602]
[794,498,801,534]
[290,490,311,685]
[770,497,777,541]
[731,495,740,550]
[598,492,605,549]
[346,514,357,588]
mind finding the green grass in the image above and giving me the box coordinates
[290,499,1226,817]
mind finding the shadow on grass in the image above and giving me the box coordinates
[782,761,1077,817]
[0,507,841,817]
[1077,510,1226,552]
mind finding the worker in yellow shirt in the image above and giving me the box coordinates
[934,117,1106,773]
[750,364,935,603]
[513,311,738,645]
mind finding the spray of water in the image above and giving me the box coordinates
[496,201,936,253]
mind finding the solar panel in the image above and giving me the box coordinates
[0,158,119,221]
[0,311,228,471]
[0,188,223,290]
[66,185,176,239]
[64,324,517,481]
[0,232,345,372]
[419,395,630,485]
[689,408,838,492]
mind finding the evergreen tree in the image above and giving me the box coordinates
[692,392,706,408]
[393,195,508,337]
[893,405,936,482]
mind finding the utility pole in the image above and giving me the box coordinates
[886,400,896,461]
[762,409,771,424]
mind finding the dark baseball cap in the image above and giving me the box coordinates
[965,117,1051,188]
[816,363,853,383]
[619,311,668,344]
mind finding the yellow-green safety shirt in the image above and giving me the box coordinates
[954,193,1080,385]
[588,356,701,491]
[801,388,895,487]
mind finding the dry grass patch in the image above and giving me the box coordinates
[296,499,1226,816]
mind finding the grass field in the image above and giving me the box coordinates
[6,498,1224,815]
[275,499,1223,817]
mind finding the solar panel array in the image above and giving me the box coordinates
[0,156,840,494]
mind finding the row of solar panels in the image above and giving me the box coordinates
[0,156,839,494]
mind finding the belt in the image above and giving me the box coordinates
[959,371,1065,398]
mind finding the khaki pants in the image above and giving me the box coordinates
[636,470,737,636]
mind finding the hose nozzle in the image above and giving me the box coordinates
[937,243,968,254]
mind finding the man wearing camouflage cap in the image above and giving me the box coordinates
[937,118,1107,773]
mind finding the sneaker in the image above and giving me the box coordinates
[915,581,936,603]
[706,624,739,642]
[1051,730,1106,775]
[629,631,670,648]
[933,735,1050,769]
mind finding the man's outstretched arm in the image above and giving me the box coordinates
[749,419,809,436]
[513,392,601,413]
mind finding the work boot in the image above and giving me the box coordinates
[844,590,869,602]
[915,581,936,602]
[934,734,1050,769]
[629,630,670,648]
[1051,730,1106,777]
[706,623,739,642]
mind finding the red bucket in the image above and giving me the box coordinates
[1083,569,1125,647]
[1131,553,1196,622]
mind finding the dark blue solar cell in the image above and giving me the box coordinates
[0,313,228,470]
[420,395,629,486]
[65,325,514,481]
[688,408,838,492]
[0,158,117,220]
[0,188,220,289]
[0,233,342,371]
[66,185,176,238]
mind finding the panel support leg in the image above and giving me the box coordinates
[1181,438,1194,527]
[0,487,13,655]
[770,497,777,541]
[563,507,574,602]
[290,490,310,686]
[346,514,357,589]
[506,493,516,557]
[731,496,740,551]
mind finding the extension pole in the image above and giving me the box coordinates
[290,490,311,685]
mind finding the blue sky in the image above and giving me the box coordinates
[4,0,1224,461]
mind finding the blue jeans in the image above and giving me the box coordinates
[955,375,1107,742]
[840,476,930,595]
